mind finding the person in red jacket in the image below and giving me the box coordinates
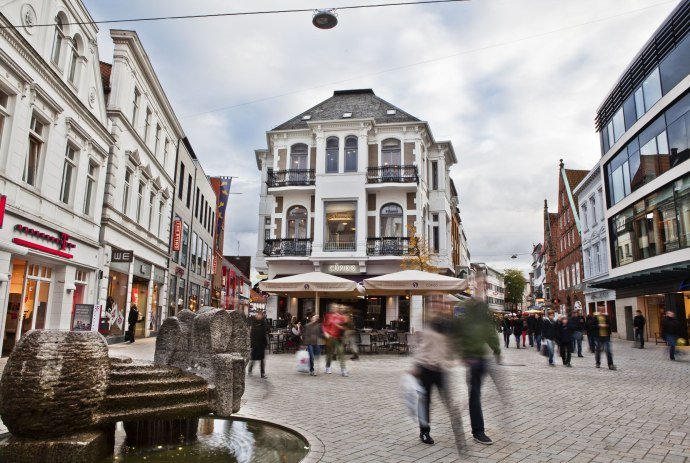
[322,304,349,376]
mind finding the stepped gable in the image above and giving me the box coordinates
[155,307,249,416]
[272,89,421,131]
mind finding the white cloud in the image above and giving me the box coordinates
[85,0,681,271]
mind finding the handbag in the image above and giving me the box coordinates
[295,349,310,373]
[400,372,425,422]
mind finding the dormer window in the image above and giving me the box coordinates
[387,109,397,115]
[301,115,311,121]
[342,112,352,118]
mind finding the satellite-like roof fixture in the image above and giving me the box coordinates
[313,9,338,29]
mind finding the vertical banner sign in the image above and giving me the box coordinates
[91,305,102,332]
[216,177,232,238]
[172,219,182,251]
[212,254,217,274]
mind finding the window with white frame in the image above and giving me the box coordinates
[136,181,144,223]
[326,137,339,173]
[83,161,97,215]
[381,138,401,166]
[144,108,152,142]
[590,196,597,225]
[584,248,591,278]
[158,200,164,235]
[600,239,608,273]
[0,89,9,148]
[67,37,79,84]
[51,15,64,65]
[575,262,580,284]
[581,204,588,230]
[123,168,132,214]
[344,136,357,172]
[148,191,155,230]
[154,124,161,157]
[24,114,46,186]
[593,243,601,275]
[60,145,77,204]
[132,87,140,126]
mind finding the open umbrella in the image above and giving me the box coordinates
[259,271,363,314]
[363,269,467,295]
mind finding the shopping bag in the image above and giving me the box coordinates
[296,349,310,373]
[399,372,425,422]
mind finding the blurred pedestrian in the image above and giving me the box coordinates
[594,312,616,370]
[585,311,598,353]
[323,305,348,376]
[502,315,512,348]
[304,314,322,376]
[661,311,681,361]
[534,313,543,351]
[557,316,573,367]
[289,315,302,349]
[569,309,586,357]
[344,310,360,361]
[450,294,501,446]
[520,315,528,347]
[125,304,139,343]
[248,311,269,378]
[542,310,558,366]
[527,314,537,347]
[512,315,522,349]
[633,310,646,349]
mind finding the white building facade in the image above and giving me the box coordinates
[471,263,505,312]
[98,30,180,342]
[0,0,113,354]
[573,163,616,314]
[255,89,462,332]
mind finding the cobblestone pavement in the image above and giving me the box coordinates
[1,338,689,462]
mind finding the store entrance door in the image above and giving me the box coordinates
[131,276,149,339]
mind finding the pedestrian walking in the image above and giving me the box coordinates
[323,305,348,376]
[288,316,302,350]
[125,304,139,343]
[534,313,543,351]
[542,310,558,366]
[661,311,682,361]
[520,316,528,347]
[303,314,322,376]
[633,310,646,349]
[527,314,537,347]
[569,310,586,357]
[512,315,523,349]
[585,312,598,353]
[594,312,616,370]
[344,310,360,360]
[557,317,574,367]
[248,311,269,378]
[450,295,501,445]
[502,315,512,348]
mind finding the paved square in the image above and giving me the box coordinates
[1,339,688,462]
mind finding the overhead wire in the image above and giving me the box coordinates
[0,0,469,29]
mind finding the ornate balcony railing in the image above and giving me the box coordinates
[266,169,315,187]
[366,237,415,256]
[263,239,312,257]
[324,241,356,251]
[366,165,418,184]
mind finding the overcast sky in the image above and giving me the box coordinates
[85,0,680,278]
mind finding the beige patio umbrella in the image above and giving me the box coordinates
[363,269,467,295]
[259,271,363,314]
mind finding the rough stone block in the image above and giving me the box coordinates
[0,429,112,463]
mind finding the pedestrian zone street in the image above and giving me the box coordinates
[1,338,689,462]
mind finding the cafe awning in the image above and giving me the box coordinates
[363,270,467,296]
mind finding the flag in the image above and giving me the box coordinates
[216,177,232,237]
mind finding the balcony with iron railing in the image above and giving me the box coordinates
[366,165,418,184]
[323,241,357,252]
[366,237,415,256]
[263,239,312,257]
[266,169,315,188]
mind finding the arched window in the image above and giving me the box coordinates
[380,203,403,237]
[51,15,65,64]
[326,137,339,173]
[344,136,358,172]
[67,35,81,84]
[290,143,308,170]
[286,206,308,239]
[381,138,401,166]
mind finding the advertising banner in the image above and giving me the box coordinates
[172,219,182,251]
[72,304,94,331]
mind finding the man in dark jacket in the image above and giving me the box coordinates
[501,315,512,348]
[557,317,574,367]
[661,311,682,361]
[512,316,523,349]
[533,314,543,351]
[527,315,537,347]
[542,311,558,366]
[248,311,269,378]
[633,310,646,349]
[569,310,586,357]
[585,313,598,353]
[594,312,616,370]
[125,305,139,343]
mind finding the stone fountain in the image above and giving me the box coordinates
[0,307,249,463]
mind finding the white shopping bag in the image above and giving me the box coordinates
[296,349,310,373]
[400,372,425,422]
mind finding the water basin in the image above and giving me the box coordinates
[99,417,309,463]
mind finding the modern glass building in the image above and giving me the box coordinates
[594,1,690,341]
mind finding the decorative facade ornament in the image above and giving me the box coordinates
[88,87,97,108]
[20,4,37,33]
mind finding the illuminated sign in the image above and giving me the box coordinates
[172,219,182,251]
[12,223,76,259]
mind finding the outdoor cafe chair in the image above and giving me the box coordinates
[358,333,372,353]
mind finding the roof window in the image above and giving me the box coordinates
[342,112,352,118]
[301,115,312,120]
[387,109,397,115]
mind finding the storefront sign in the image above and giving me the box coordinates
[172,219,182,251]
[12,223,76,259]
[72,304,95,331]
[133,258,151,279]
[212,255,218,274]
[111,250,133,263]
[325,263,359,274]
[91,304,102,332]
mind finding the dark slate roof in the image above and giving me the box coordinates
[272,89,421,131]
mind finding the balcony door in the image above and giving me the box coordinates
[381,138,401,179]
[290,144,308,184]
[286,206,309,255]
